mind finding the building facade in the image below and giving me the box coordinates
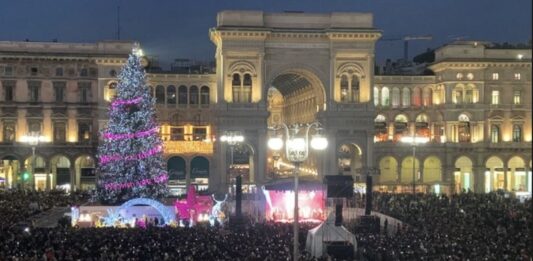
[0,11,531,195]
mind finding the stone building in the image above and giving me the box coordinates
[0,11,531,196]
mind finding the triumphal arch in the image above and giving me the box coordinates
[209,11,381,192]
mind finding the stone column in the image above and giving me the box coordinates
[472,166,484,193]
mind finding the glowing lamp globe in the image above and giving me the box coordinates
[268,137,283,151]
[311,135,328,150]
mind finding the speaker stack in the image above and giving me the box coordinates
[324,175,353,227]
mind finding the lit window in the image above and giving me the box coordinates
[492,73,499,80]
[490,125,500,143]
[512,125,522,142]
[513,91,521,105]
[491,90,499,105]
[514,73,521,80]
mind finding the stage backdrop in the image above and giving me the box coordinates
[263,189,325,222]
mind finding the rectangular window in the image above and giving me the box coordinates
[4,66,13,76]
[53,82,66,102]
[491,90,499,105]
[2,80,15,102]
[514,73,521,80]
[170,127,184,141]
[28,81,41,102]
[492,73,499,80]
[55,67,63,76]
[28,120,42,133]
[78,122,92,142]
[193,127,207,141]
[30,67,38,76]
[2,121,16,142]
[513,90,521,105]
[78,82,91,103]
[53,122,66,143]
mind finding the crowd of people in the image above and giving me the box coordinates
[0,189,88,229]
[0,188,531,260]
[1,221,324,261]
[355,192,532,260]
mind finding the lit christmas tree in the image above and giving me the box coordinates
[96,45,168,204]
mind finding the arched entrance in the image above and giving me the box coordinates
[378,156,398,191]
[337,143,362,177]
[485,156,504,192]
[167,156,186,195]
[400,156,420,192]
[454,156,473,193]
[0,155,20,189]
[508,156,527,192]
[50,155,71,191]
[75,155,96,190]
[266,69,326,179]
[229,143,255,193]
[190,156,209,191]
[24,155,46,191]
[423,156,442,192]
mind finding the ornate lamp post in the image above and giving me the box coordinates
[21,132,46,190]
[268,122,327,261]
[400,135,429,194]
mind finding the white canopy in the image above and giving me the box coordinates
[305,214,357,258]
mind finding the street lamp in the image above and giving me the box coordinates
[220,131,245,192]
[21,132,46,190]
[268,122,327,261]
[400,135,429,194]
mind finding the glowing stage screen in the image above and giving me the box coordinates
[263,189,325,223]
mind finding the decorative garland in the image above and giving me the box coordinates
[103,127,159,140]
[104,173,168,190]
[111,97,143,108]
[99,145,162,165]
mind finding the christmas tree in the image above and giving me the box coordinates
[96,45,168,204]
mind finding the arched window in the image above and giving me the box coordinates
[458,114,470,143]
[393,114,408,142]
[351,75,360,103]
[415,114,430,137]
[423,88,432,106]
[155,85,165,104]
[464,86,473,104]
[243,74,252,103]
[340,75,349,102]
[512,125,522,142]
[453,85,464,104]
[391,87,400,108]
[412,87,421,107]
[80,68,88,77]
[373,87,380,106]
[200,86,210,105]
[232,74,241,102]
[167,85,176,105]
[490,125,500,143]
[189,86,199,106]
[178,86,188,105]
[402,88,410,107]
[374,114,388,142]
[381,87,390,106]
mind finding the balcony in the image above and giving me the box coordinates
[163,140,213,154]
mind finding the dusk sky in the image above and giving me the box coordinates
[1,0,531,67]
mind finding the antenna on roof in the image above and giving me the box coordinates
[116,0,121,40]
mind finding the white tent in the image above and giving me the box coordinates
[305,214,357,258]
